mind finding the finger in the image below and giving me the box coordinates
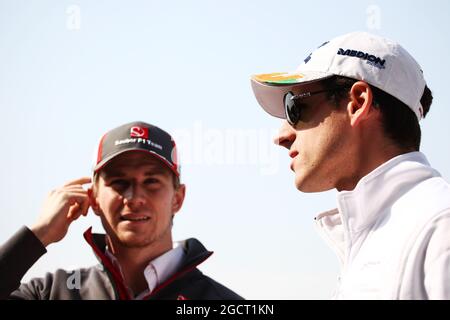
[65,193,88,214]
[62,193,88,211]
[63,190,90,198]
[73,200,89,220]
[63,177,92,187]
[87,189,98,213]
[80,197,90,217]
[67,202,80,220]
[68,200,88,221]
[63,185,90,193]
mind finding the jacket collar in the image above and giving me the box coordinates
[83,228,213,299]
[315,152,440,262]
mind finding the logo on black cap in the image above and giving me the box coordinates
[130,126,149,139]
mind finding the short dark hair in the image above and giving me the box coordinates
[322,76,433,151]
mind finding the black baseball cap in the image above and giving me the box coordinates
[93,121,180,176]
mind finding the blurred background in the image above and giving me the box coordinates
[1,0,449,299]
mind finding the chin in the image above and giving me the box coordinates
[116,232,154,248]
[119,237,153,248]
[294,175,333,193]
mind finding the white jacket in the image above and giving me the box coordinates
[315,152,450,299]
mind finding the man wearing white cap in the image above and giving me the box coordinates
[251,31,450,299]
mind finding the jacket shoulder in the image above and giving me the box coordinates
[398,176,450,220]
[151,267,244,300]
[11,265,113,300]
[197,274,244,300]
[180,269,244,300]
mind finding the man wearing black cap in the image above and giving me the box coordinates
[251,32,450,299]
[0,121,242,300]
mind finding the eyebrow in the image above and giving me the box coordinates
[102,166,169,179]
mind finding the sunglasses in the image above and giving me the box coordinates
[283,89,336,126]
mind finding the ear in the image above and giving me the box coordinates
[347,81,376,127]
[172,184,186,214]
[88,188,101,216]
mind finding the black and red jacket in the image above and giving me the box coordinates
[0,227,243,300]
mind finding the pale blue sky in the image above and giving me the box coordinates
[1,0,449,299]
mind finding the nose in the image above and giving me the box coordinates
[122,184,146,209]
[273,121,296,150]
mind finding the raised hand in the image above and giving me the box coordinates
[30,177,92,247]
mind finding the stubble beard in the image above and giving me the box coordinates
[106,220,173,250]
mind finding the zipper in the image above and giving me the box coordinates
[314,214,349,297]
[83,228,131,300]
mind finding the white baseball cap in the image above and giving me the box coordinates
[251,31,427,121]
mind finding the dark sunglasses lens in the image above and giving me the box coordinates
[284,92,300,125]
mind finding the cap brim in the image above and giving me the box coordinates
[251,71,333,118]
[93,148,179,177]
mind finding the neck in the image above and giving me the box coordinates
[336,138,412,192]
[106,236,173,295]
